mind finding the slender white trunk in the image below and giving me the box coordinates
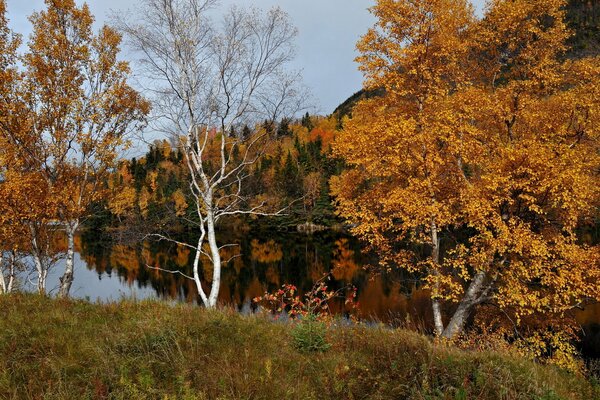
[430,217,445,336]
[432,299,444,336]
[6,251,15,293]
[58,220,79,298]
[7,268,14,293]
[206,210,221,308]
[29,222,48,295]
[36,262,47,295]
[0,253,5,294]
[192,235,209,306]
[442,270,487,339]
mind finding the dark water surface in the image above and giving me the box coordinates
[43,230,432,323]
[34,229,600,359]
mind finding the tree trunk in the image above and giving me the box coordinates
[206,210,221,308]
[0,252,16,294]
[0,253,5,294]
[192,235,209,306]
[6,251,15,293]
[6,252,16,293]
[432,299,444,336]
[29,222,48,295]
[37,264,47,295]
[442,270,487,339]
[58,220,79,298]
[430,218,445,336]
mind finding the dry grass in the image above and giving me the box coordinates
[0,294,597,399]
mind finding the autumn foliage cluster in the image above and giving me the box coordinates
[0,0,148,295]
[332,0,600,368]
[253,274,358,321]
[105,116,340,230]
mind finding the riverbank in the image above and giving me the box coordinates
[0,294,597,399]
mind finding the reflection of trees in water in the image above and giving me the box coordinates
[76,229,437,322]
[575,304,600,359]
[76,229,600,358]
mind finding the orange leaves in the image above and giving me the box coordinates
[334,0,600,341]
[172,189,188,217]
[108,186,137,219]
[478,0,569,87]
[0,0,148,293]
[0,0,149,225]
[0,171,56,253]
[357,0,474,96]
[308,118,337,151]
[138,187,151,218]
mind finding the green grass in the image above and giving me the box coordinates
[0,294,597,399]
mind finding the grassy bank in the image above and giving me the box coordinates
[0,294,597,400]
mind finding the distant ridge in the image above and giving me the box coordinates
[331,88,385,127]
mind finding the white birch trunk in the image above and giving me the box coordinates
[442,270,487,339]
[6,254,14,293]
[119,1,301,310]
[430,217,445,336]
[36,260,47,295]
[206,210,222,308]
[29,222,48,295]
[192,235,209,306]
[6,251,15,293]
[58,220,79,298]
[432,299,444,337]
[0,253,5,294]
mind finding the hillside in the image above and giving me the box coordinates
[331,88,384,127]
[0,294,597,399]
[566,0,600,58]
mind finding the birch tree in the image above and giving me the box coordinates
[116,0,306,308]
[0,0,149,296]
[0,0,40,294]
[0,0,17,290]
[332,0,600,342]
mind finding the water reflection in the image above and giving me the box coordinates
[32,229,600,358]
[72,230,435,326]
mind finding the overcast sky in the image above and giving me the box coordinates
[6,0,486,116]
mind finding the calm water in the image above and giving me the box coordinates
[28,228,600,358]
[39,230,433,322]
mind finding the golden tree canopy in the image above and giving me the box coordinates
[332,0,600,340]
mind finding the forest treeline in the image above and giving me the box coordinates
[100,114,343,232]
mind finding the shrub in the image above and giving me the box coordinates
[291,314,331,353]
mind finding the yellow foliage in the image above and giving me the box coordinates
[108,186,137,218]
[0,0,149,264]
[251,239,283,264]
[172,189,188,217]
[147,170,159,193]
[515,331,583,373]
[333,0,600,344]
[138,187,151,218]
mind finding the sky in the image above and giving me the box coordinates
[5,0,486,115]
